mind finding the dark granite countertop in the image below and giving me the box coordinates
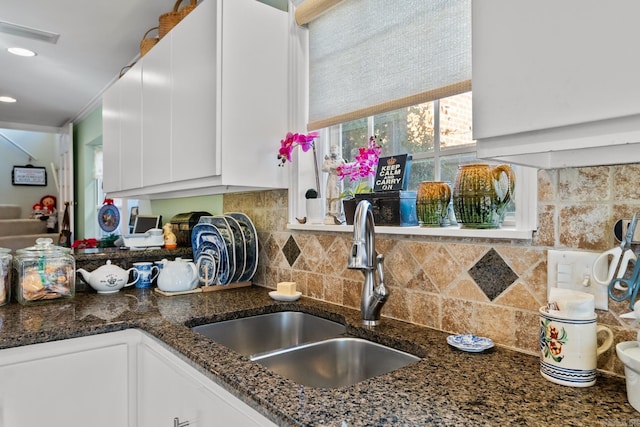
[0,286,637,426]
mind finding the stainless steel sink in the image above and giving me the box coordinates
[192,312,420,389]
[252,337,420,389]
[191,311,346,356]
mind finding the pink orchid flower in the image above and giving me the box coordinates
[277,131,319,166]
[336,136,382,182]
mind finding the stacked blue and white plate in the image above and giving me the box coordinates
[192,213,258,286]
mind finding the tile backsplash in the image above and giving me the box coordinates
[223,164,640,378]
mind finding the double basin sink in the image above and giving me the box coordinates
[192,311,420,389]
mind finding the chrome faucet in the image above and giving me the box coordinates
[348,200,388,326]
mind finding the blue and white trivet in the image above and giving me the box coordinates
[447,334,494,353]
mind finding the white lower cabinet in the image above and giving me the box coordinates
[0,332,133,427]
[0,330,275,427]
[138,334,275,427]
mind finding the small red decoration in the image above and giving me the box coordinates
[71,238,98,249]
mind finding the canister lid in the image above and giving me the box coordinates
[16,237,72,256]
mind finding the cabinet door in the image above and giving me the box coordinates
[138,337,275,427]
[170,0,220,182]
[473,0,640,139]
[219,0,288,188]
[102,83,121,193]
[119,64,143,190]
[0,336,131,427]
[142,38,173,187]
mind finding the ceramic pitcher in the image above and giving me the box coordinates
[416,181,451,227]
[452,164,515,229]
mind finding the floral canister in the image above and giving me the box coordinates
[14,238,75,305]
[539,306,613,387]
[0,248,12,306]
[452,164,515,229]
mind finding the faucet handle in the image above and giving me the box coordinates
[375,254,387,298]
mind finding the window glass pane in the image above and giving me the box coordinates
[440,92,474,149]
[373,102,435,156]
[440,153,477,184]
[406,102,436,154]
[340,118,368,162]
[373,109,402,155]
[340,118,369,195]
[406,158,435,191]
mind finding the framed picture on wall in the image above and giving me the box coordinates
[12,165,47,186]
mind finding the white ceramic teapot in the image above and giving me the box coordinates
[157,257,198,292]
[77,260,138,294]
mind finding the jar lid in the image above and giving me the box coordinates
[16,237,72,256]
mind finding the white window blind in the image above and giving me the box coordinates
[306,0,471,130]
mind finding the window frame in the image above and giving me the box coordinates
[287,127,538,241]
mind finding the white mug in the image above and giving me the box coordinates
[539,307,613,387]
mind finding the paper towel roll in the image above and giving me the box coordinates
[548,288,595,319]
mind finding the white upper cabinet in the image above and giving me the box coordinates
[170,0,219,183]
[101,82,121,194]
[102,0,289,198]
[141,35,172,188]
[119,64,144,190]
[472,0,640,169]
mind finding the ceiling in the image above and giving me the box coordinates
[0,0,177,132]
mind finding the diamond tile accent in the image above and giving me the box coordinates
[468,248,518,301]
[282,235,301,267]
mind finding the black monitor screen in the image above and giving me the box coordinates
[133,215,162,233]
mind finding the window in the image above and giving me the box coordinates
[288,1,536,238]
[340,92,476,190]
[289,91,537,239]
[337,92,517,221]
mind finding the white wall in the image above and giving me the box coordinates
[0,129,59,218]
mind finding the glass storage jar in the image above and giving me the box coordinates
[14,238,75,305]
[0,248,12,306]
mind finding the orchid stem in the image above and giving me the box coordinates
[312,144,321,199]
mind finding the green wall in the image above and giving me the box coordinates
[73,107,103,240]
[150,195,223,226]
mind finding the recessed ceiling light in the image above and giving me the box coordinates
[0,96,17,103]
[8,47,36,57]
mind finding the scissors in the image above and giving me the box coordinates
[593,212,638,289]
[608,257,640,310]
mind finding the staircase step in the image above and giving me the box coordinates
[0,205,21,220]
[0,219,48,237]
[0,234,56,252]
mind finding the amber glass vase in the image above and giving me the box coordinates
[452,164,515,229]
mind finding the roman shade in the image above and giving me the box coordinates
[302,0,471,130]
